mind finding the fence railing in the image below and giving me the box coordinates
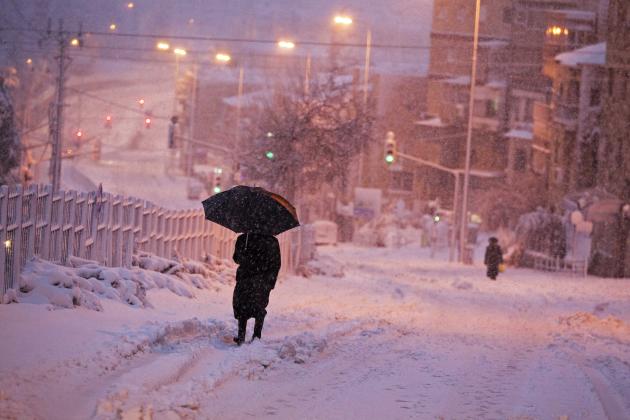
[1,184,303,297]
[522,250,588,277]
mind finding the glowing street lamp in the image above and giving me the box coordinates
[70,38,80,47]
[277,40,295,50]
[173,48,187,56]
[156,41,170,51]
[26,58,33,65]
[215,53,231,63]
[127,2,134,9]
[109,23,117,31]
[4,239,12,249]
[333,15,353,26]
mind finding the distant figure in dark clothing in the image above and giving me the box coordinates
[484,237,503,280]
[232,233,281,345]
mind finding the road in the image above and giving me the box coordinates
[1,245,629,419]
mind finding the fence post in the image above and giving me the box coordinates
[11,185,24,288]
[39,185,53,260]
[0,186,9,294]
[76,192,88,259]
[22,184,37,266]
[62,191,77,265]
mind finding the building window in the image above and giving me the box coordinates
[390,171,414,192]
[503,7,514,24]
[590,85,601,106]
[485,100,498,118]
[514,148,527,172]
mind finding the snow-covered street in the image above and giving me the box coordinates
[1,244,629,419]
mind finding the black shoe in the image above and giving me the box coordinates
[233,336,244,346]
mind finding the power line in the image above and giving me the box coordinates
[3,26,430,50]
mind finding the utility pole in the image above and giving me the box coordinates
[459,0,482,262]
[47,19,82,192]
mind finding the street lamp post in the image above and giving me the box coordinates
[459,0,482,262]
[332,14,372,189]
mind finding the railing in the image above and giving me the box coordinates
[0,184,303,297]
[522,250,587,277]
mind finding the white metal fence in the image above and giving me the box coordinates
[0,184,304,297]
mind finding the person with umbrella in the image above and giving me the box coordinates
[202,186,299,345]
[231,232,280,344]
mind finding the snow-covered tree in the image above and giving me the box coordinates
[241,69,373,201]
[0,75,21,185]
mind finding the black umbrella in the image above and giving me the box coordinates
[202,185,299,236]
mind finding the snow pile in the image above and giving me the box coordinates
[355,212,421,247]
[13,254,234,311]
[298,251,345,278]
[276,332,328,364]
[559,312,630,343]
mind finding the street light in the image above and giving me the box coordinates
[109,23,117,31]
[70,38,80,47]
[127,2,134,9]
[174,48,187,56]
[277,40,295,50]
[333,15,353,26]
[156,41,170,51]
[459,0,482,263]
[215,53,231,63]
[332,13,371,107]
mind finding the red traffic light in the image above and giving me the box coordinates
[144,117,152,128]
[76,129,83,138]
[105,115,113,128]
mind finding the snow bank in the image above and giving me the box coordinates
[355,211,421,248]
[11,253,235,311]
[298,251,345,278]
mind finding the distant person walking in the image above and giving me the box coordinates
[484,237,503,280]
[232,233,281,345]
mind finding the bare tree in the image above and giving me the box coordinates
[0,73,21,185]
[241,67,373,202]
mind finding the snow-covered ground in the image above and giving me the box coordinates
[1,243,629,419]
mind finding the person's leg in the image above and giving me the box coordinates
[234,318,247,345]
[253,313,266,340]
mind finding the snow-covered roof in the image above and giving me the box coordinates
[444,75,470,86]
[414,117,447,128]
[555,42,606,68]
[486,80,507,89]
[554,9,596,21]
[505,129,533,141]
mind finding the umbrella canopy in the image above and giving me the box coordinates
[202,185,299,236]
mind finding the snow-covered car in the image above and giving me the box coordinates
[312,220,338,245]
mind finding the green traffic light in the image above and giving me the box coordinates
[385,154,395,164]
[213,186,221,193]
[266,151,275,159]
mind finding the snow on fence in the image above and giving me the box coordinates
[0,184,303,297]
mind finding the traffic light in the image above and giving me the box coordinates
[144,116,152,129]
[384,131,396,164]
[265,151,275,160]
[168,116,178,148]
[213,168,223,193]
[105,115,112,128]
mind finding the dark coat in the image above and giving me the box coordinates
[232,233,281,320]
[484,243,503,278]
